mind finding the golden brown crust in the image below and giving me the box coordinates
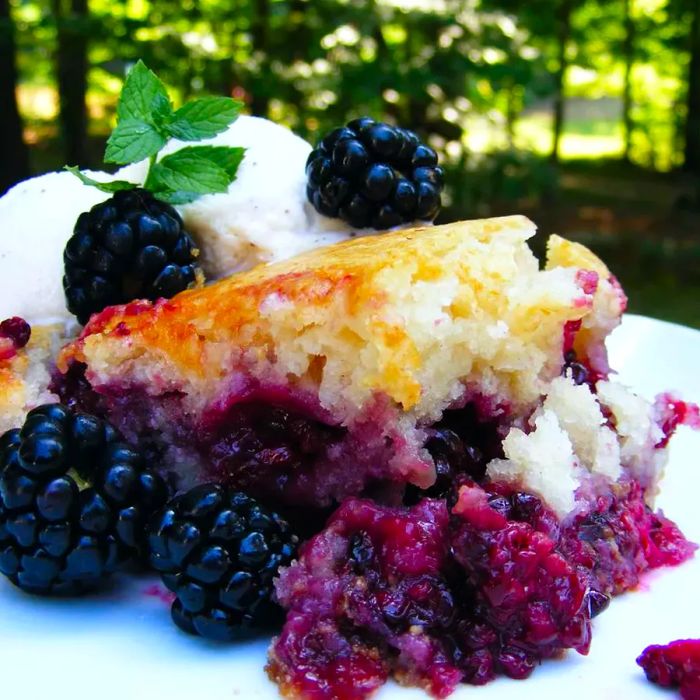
[57,216,620,419]
[63,216,533,367]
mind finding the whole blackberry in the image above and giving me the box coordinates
[0,404,167,594]
[306,117,444,229]
[148,484,299,641]
[63,188,201,325]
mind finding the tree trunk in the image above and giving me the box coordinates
[550,0,574,164]
[621,0,635,162]
[250,0,270,117]
[290,0,310,61]
[0,0,29,194]
[52,0,89,167]
[684,0,700,174]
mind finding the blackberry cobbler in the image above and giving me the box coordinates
[47,216,698,698]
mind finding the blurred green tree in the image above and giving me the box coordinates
[682,0,700,174]
[52,0,89,166]
[0,0,29,193]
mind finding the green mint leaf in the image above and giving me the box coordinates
[105,119,166,165]
[65,166,137,193]
[173,146,246,179]
[166,97,242,141]
[116,60,172,124]
[144,148,232,201]
[152,190,204,205]
[151,92,175,131]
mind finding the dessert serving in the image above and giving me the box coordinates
[0,61,698,699]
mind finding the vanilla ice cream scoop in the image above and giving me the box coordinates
[0,171,113,325]
[124,115,358,278]
[0,117,367,326]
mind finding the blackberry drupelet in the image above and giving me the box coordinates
[63,188,201,325]
[148,484,299,641]
[0,403,167,594]
[306,117,444,229]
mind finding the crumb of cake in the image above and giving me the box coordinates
[487,410,579,517]
[542,375,621,480]
[484,371,690,520]
[597,380,665,492]
[0,322,73,433]
[637,639,700,700]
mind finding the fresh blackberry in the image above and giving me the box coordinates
[0,403,167,594]
[148,484,299,641]
[63,188,201,325]
[306,117,444,229]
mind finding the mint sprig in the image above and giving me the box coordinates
[69,60,245,205]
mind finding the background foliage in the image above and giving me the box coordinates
[1,0,699,326]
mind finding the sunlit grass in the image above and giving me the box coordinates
[461,111,626,161]
[515,112,625,159]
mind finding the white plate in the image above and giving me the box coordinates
[2,314,699,700]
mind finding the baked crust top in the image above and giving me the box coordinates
[57,217,624,420]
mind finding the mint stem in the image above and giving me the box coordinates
[147,152,157,179]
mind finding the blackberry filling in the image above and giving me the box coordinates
[405,405,505,505]
[53,363,509,513]
[0,316,31,361]
[637,639,700,698]
[270,483,694,700]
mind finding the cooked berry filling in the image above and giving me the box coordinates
[655,393,700,448]
[54,362,511,511]
[202,401,346,499]
[405,405,505,505]
[269,481,695,700]
[637,639,700,699]
[562,350,590,386]
[0,316,31,362]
